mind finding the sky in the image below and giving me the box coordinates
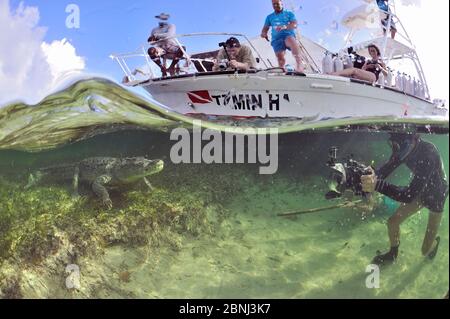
[0,0,448,105]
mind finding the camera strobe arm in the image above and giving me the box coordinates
[219,42,232,62]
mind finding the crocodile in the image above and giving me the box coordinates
[25,157,164,209]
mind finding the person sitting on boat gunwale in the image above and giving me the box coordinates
[147,13,185,77]
[212,37,257,72]
[330,44,388,83]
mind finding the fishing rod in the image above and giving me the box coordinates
[277,200,363,217]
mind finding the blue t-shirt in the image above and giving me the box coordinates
[377,0,389,12]
[264,10,297,41]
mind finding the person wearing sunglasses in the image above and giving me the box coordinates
[212,37,256,72]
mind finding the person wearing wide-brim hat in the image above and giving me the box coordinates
[155,13,170,21]
[147,13,184,77]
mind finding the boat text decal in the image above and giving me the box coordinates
[188,91,290,112]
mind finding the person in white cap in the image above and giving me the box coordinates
[148,13,184,77]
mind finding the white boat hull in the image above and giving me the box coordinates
[139,72,448,123]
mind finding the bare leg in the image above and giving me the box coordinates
[388,200,422,247]
[331,68,377,83]
[284,36,304,73]
[391,29,397,39]
[148,48,167,77]
[167,58,180,76]
[275,51,286,70]
[421,211,442,256]
[372,200,422,266]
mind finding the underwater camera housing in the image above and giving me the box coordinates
[326,146,373,200]
[218,59,229,70]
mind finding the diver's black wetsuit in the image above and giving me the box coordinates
[375,138,449,213]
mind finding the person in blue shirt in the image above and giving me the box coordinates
[376,0,397,39]
[260,0,304,73]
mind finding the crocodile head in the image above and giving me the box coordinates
[114,157,164,183]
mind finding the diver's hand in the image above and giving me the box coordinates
[361,168,377,193]
[275,25,288,32]
[261,33,269,42]
[228,60,241,69]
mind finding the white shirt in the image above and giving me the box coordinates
[150,23,178,51]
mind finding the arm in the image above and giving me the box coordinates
[239,47,257,70]
[261,16,271,41]
[378,61,388,76]
[361,61,369,71]
[286,20,298,31]
[261,25,270,41]
[375,169,431,203]
[375,149,435,203]
[228,47,256,70]
[375,154,401,180]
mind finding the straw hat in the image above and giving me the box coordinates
[155,13,170,21]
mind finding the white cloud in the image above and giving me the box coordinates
[0,0,85,106]
[41,39,85,83]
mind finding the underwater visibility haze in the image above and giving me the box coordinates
[0,78,448,299]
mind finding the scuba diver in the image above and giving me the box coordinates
[361,133,449,266]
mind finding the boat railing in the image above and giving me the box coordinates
[110,32,270,83]
[342,1,431,100]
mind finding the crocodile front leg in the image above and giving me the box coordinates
[143,177,154,191]
[24,171,43,190]
[72,166,80,198]
[92,175,113,209]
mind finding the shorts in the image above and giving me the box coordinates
[271,34,295,53]
[420,181,449,213]
[149,45,183,61]
[382,15,397,31]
